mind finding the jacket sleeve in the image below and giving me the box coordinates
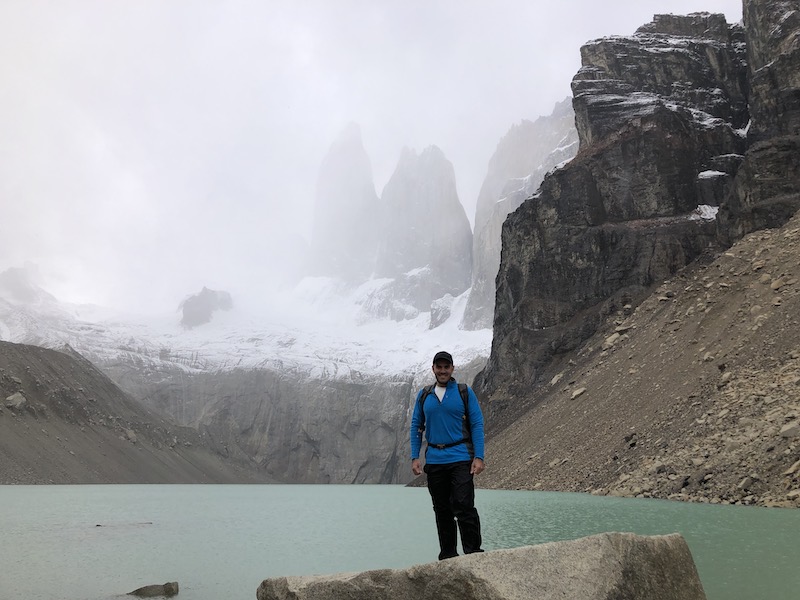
[410,389,425,460]
[467,386,485,460]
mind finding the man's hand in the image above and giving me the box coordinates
[412,458,422,476]
[470,458,485,475]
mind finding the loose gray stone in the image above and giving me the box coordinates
[257,532,706,600]
[5,392,27,410]
[571,387,587,400]
[779,421,800,438]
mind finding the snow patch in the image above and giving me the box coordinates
[698,170,728,179]
[735,120,751,137]
[689,205,720,221]
[0,273,492,382]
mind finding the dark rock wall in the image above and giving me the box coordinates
[743,0,800,142]
[573,13,748,148]
[480,12,749,404]
[717,0,800,244]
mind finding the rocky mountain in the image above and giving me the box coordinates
[480,11,750,399]
[358,146,473,322]
[481,209,800,508]
[310,123,381,281]
[0,340,272,484]
[0,265,492,485]
[309,128,476,325]
[478,0,800,508]
[462,100,578,330]
[4,1,797,503]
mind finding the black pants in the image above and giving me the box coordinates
[424,460,483,560]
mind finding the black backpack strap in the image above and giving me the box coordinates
[458,383,474,458]
[416,385,435,432]
[457,383,469,426]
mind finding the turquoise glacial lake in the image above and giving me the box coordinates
[0,485,797,600]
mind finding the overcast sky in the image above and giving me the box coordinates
[0,0,743,313]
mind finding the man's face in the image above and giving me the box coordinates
[432,360,454,385]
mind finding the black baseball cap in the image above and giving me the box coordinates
[432,351,453,364]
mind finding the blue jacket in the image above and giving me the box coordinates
[410,379,485,464]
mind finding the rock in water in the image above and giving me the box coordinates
[256,532,706,600]
[128,582,179,597]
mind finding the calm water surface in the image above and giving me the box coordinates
[0,485,797,600]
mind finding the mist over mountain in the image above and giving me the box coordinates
[305,128,478,324]
[375,145,471,288]
[311,124,381,282]
[5,0,798,505]
[462,100,579,330]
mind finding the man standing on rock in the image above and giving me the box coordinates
[411,351,485,560]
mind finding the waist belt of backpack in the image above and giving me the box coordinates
[428,437,468,450]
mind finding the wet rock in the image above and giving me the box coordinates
[128,582,179,597]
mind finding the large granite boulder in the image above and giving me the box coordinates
[257,532,706,600]
[462,99,578,331]
[717,0,800,244]
[374,146,472,312]
[310,123,381,281]
[479,13,747,401]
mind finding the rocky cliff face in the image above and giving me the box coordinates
[118,366,415,484]
[480,12,750,401]
[310,123,381,281]
[478,0,800,507]
[462,100,578,330]
[717,0,800,243]
[481,209,800,508]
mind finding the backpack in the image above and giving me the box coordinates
[416,383,473,456]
